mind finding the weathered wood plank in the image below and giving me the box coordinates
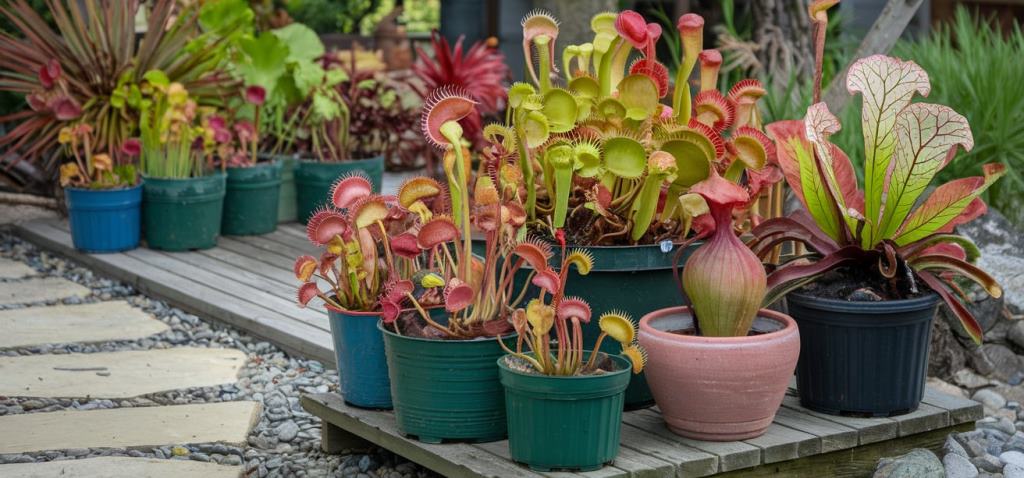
[894,403,949,437]
[474,441,629,478]
[922,388,983,425]
[742,423,820,464]
[618,423,718,477]
[781,395,898,445]
[15,220,334,365]
[712,422,974,478]
[625,409,761,472]
[772,406,859,453]
[301,393,544,478]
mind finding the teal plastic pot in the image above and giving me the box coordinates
[273,155,298,223]
[294,157,384,223]
[557,243,698,409]
[142,173,225,251]
[499,353,631,472]
[328,307,393,409]
[380,321,515,443]
[222,161,282,236]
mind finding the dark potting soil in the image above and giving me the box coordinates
[795,266,930,302]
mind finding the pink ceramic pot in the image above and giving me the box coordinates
[638,306,799,441]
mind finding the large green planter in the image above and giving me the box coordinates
[276,155,298,223]
[499,353,631,472]
[557,243,698,409]
[294,156,384,223]
[142,173,225,251]
[222,161,282,236]
[380,321,514,443]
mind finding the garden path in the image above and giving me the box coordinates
[0,270,250,477]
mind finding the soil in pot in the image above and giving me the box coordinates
[638,306,800,441]
[65,184,143,253]
[380,318,515,443]
[499,353,631,472]
[222,161,282,236]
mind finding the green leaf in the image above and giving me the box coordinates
[846,55,930,234]
[895,163,1005,245]
[603,137,646,179]
[325,69,348,88]
[143,70,170,88]
[877,103,974,240]
[293,61,326,96]
[541,88,578,133]
[805,102,858,240]
[617,74,660,121]
[199,0,254,35]
[237,32,289,96]
[312,93,341,121]
[272,23,325,64]
[790,137,842,241]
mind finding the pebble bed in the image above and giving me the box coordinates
[0,232,437,478]
[942,389,1024,478]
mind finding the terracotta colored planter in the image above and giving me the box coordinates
[638,306,800,441]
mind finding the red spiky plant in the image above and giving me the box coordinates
[412,31,510,150]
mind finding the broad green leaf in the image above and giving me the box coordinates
[271,23,324,64]
[791,137,842,241]
[237,32,289,95]
[293,61,326,96]
[541,88,578,133]
[660,137,712,187]
[603,137,646,179]
[895,163,1005,245]
[312,94,341,121]
[617,74,659,121]
[325,69,348,88]
[143,70,169,88]
[878,103,974,241]
[199,0,254,36]
[846,55,930,234]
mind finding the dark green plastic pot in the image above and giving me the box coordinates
[557,243,697,409]
[275,155,298,223]
[788,292,940,417]
[142,173,225,251]
[499,353,631,472]
[380,321,515,443]
[222,161,282,236]
[294,157,384,223]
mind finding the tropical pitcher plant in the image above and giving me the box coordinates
[749,0,1004,343]
[481,9,783,246]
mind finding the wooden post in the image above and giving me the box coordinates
[822,0,926,113]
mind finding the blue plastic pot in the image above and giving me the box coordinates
[65,184,143,253]
[327,306,393,409]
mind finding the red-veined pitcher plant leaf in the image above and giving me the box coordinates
[894,163,1006,245]
[764,246,871,307]
[910,254,1002,299]
[805,102,860,237]
[899,233,981,263]
[917,270,983,344]
[748,212,841,259]
[846,55,930,236]
[875,103,974,244]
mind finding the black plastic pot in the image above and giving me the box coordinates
[787,292,940,417]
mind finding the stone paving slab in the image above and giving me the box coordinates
[0,257,36,279]
[0,276,91,305]
[0,301,169,349]
[0,456,242,478]
[0,347,248,398]
[0,401,261,454]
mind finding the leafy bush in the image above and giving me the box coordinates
[892,8,1024,225]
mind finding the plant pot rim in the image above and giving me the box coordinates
[497,351,632,381]
[377,319,517,343]
[788,291,940,313]
[225,159,281,171]
[298,155,383,164]
[639,306,797,344]
[141,171,226,181]
[64,182,142,192]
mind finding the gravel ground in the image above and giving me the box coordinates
[0,231,436,478]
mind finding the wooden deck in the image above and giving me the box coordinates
[13,216,982,477]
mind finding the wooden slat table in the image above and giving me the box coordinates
[302,384,979,478]
[13,216,982,477]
